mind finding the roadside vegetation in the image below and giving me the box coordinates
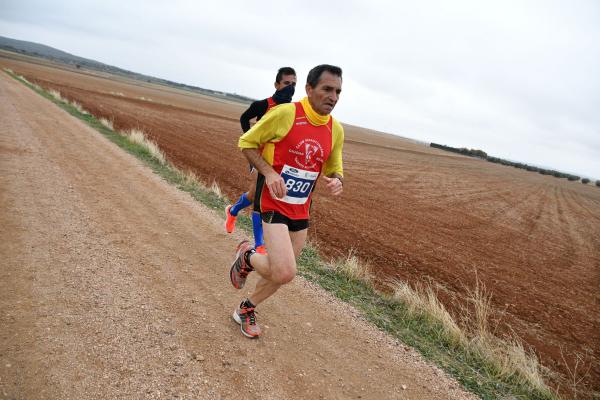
[6,68,576,400]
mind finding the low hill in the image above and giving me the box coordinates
[0,35,254,103]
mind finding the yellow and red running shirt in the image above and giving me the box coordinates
[239,97,344,219]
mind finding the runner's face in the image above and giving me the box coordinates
[306,71,342,115]
[275,74,297,90]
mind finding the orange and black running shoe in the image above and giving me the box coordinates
[229,240,254,289]
[224,205,237,233]
[233,301,261,338]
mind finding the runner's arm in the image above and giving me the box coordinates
[240,100,268,133]
[239,103,295,198]
[242,149,287,199]
[322,119,344,196]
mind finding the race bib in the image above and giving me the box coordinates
[278,164,318,205]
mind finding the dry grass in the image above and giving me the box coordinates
[3,69,41,90]
[329,249,372,283]
[313,250,555,396]
[174,167,229,197]
[180,169,207,189]
[174,168,207,190]
[16,74,31,85]
[21,76,41,91]
[471,332,548,391]
[392,280,466,346]
[460,280,549,391]
[123,128,166,165]
[70,100,89,115]
[48,89,65,102]
[99,117,114,130]
[388,275,552,395]
[209,180,223,197]
[182,169,199,186]
[560,349,594,399]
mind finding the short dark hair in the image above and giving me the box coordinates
[276,67,296,83]
[306,64,342,88]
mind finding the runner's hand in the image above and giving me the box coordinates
[266,172,287,199]
[323,176,343,196]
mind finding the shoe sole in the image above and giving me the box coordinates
[232,310,259,339]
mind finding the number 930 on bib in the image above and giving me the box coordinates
[278,164,319,205]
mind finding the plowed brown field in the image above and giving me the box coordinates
[3,53,599,396]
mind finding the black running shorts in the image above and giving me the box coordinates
[261,210,309,232]
[253,173,265,213]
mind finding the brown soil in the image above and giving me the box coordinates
[2,53,599,397]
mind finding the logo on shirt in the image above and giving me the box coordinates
[288,138,324,169]
[295,117,308,126]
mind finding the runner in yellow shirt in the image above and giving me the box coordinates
[228,64,345,338]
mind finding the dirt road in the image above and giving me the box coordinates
[0,69,475,398]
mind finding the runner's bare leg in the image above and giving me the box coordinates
[248,224,307,305]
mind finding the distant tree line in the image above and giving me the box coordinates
[430,142,595,185]
[430,143,488,159]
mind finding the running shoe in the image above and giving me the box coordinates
[229,240,254,289]
[255,244,267,255]
[233,303,261,338]
[225,205,236,234]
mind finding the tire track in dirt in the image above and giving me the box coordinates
[491,186,542,231]
[523,185,550,237]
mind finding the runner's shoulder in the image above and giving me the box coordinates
[272,102,296,113]
[330,116,345,138]
[249,98,268,113]
[254,98,269,107]
[265,102,296,120]
[331,116,343,129]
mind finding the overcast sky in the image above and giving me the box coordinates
[2,0,599,178]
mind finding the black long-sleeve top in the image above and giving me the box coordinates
[240,98,269,133]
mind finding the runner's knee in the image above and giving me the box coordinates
[271,262,296,284]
